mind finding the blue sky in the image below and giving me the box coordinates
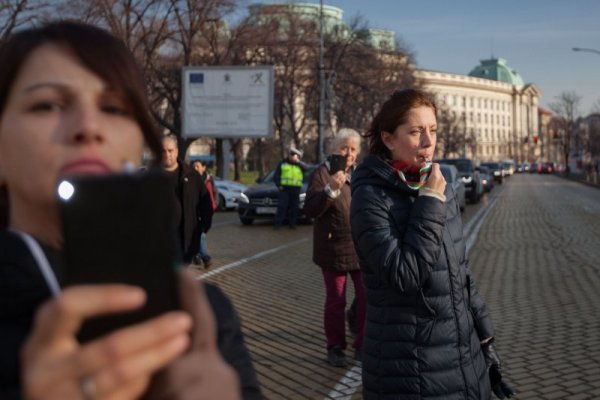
[256,0,600,115]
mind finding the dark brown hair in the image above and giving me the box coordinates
[0,20,162,229]
[0,20,162,161]
[366,88,437,158]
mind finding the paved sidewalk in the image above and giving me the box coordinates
[468,175,600,399]
[202,174,600,399]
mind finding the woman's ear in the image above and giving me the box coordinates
[381,131,394,151]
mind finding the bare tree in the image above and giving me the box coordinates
[324,18,416,139]
[241,4,320,164]
[550,91,581,172]
[436,108,469,158]
[0,0,48,43]
[154,0,261,179]
[591,99,600,114]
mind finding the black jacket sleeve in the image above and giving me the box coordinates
[204,283,263,400]
[304,164,336,219]
[351,186,446,295]
[273,160,283,188]
[196,175,214,233]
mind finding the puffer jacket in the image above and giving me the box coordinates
[350,155,494,400]
[304,163,359,272]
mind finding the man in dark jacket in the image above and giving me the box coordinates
[162,135,213,264]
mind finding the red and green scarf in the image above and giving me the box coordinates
[389,160,433,190]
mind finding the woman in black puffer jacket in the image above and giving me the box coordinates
[350,89,515,399]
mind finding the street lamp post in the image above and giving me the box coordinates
[571,47,599,171]
[317,0,326,163]
[572,47,600,56]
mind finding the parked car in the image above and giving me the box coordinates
[501,159,516,176]
[213,177,247,210]
[479,162,504,184]
[529,163,538,173]
[437,158,483,203]
[237,165,317,225]
[539,162,554,174]
[477,165,494,192]
[440,164,466,212]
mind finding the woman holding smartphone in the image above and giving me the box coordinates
[0,21,260,399]
[304,128,365,367]
[350,89,515,399]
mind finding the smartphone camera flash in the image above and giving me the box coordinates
[57,180,75,201]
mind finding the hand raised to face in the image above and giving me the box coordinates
[424,163,446,196]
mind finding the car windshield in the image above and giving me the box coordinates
[440,166,454,182]
[481,162,500,170]
[438,159,472,172]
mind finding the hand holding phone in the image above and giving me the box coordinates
[327,154,347,175]
[58,171,180,342]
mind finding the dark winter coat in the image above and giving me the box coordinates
[173,161,213,261]
[350,155,494,400]
[304,163,359,272]
[0,230,262,400]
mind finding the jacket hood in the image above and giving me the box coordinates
[351,154,417,196]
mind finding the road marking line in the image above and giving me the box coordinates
[326,364,362,399]
[465,196,498,254]
[196,238,309,279]
[325,196,500,399]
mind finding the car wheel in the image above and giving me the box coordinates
[240,217,254,225]
[217,194,226,211]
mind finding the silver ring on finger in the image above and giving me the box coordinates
[80,376,98,400]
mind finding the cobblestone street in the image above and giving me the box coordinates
[198,174,600,399]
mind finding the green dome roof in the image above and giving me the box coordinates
[468,58,524,86]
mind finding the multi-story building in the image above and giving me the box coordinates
[416,57,540,163]
[189,2,542,171]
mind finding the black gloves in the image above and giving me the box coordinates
[481,340,516,399]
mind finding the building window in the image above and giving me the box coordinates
[478,113,481,123]
[470,98,474,108]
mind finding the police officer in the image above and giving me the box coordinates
[273,147,307,229]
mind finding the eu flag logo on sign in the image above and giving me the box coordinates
[189,73,204,84]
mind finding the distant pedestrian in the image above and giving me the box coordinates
[304,128,365,367]
[162,135,213,264]
[192,160,217,268]
[351,89,515,399]
[273,147,308,229]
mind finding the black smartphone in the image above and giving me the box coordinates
[58,170,180,342]
[327,154,347,175]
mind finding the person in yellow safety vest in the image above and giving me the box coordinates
[273,147,308,229]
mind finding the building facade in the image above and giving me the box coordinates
[415,58,540,163]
